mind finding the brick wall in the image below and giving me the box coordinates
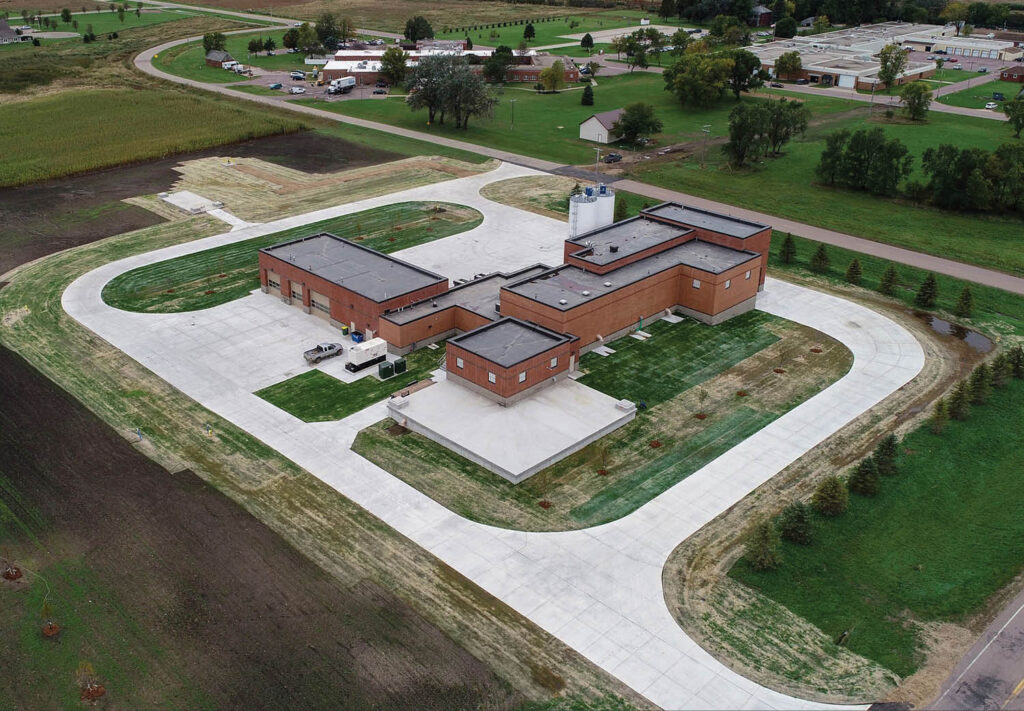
[446,339,574,399]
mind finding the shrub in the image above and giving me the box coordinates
[812,476,849,516]
[780,233,796,265]
[845,258,862,286]
[848,457,880,497]
[970,363,992,405]
[809,243,830,274]
[1011,345,1024,380]
[914,272,938,308]
[778,502,813,545]
[878,264,898,296]
[874,434,899,476]
[949,380,973,420]
[992,352,1012,389]
[581,83,593,106]
[955,286,973,318]
[744,519,782,570]
[930,396,949,434]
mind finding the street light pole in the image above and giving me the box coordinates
[594,146,601,183]
[700,124,711,169]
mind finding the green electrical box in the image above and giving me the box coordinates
[378,361,395,379]
[394,357,407,375]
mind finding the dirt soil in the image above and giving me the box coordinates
[661,274,992,706]
[0,131,400,276]
[0,343,524,710]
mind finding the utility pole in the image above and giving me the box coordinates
[594,146,601,183]
[700,124,711,169]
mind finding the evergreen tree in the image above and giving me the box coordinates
[949,380,972,420]
[811,476,849,517]
[778,502,813,545]
[809,243,830,274]
[613,195,627,222]
[930,396,950,434]
[848,457,880,496]
[874,434,899,476]
[991,352,1012,389]
[969,363,992,405]
[780,233,796,265]
[914,273,939,308]
[523,22,535,41]
[954,286,973,318]
[845,258,862,286]
[581,83,594,106]
[744,519,782,571]
[1011,345,1024,380]
[878,264,898,296]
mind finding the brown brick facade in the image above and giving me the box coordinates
[446,338,576,401]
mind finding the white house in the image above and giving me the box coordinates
[579,109,624,144]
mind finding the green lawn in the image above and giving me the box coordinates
[310,124,491,165]
[25,7,207,40]
[938,79,1024,109]
[301,73,858,165]
[255,346,444,421]
[731,377,1024,677]
[0,88,305,187]
[229,84,286,96]
[102,202,482,313]
[555,43,611,58]
[438,13,641,48]
[629,110,1024,276]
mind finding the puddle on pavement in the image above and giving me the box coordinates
[913,311,993,353]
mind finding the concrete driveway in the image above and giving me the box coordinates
[62,162,924,710]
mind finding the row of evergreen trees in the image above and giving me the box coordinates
[930,346,1024,434]
[779,234,975,317]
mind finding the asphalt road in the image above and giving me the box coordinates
[931,588,1024,710]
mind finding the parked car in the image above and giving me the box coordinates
[985,101,999,110]
[926,55,935,60]
[374,80,389,87]
[947,57,958,63]
[289,86,306,94]
[602,153,622,163]
[290,70,306,80]
[303,343,343,365]
[979,67,988,73]
[954,65,963,70]
[770,81,783,88]
[373,88,388,94]
[994,92,1005,101]
[795,78,809,84]
[268,82,282,89]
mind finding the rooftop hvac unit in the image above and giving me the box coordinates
[610,245,619,253]
[559,299,568,305]
[603,281,612,287]
[581,290,590,296]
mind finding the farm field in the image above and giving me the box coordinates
[256,345,445,421]
[937,79,1024,108]
[731,376,1024,678]
[303,73,857,165]
[628,109,1024,276]
[102,201,483,312]
[0,88,306,186]
[0,345,524,710]
[353,314,852,531]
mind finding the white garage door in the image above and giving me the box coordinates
[838,74,856,88]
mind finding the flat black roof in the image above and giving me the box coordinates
[567,216,691,266]
[382,265,549,326]
[261,233,446,303]
[450,318,574,368]
[504,240,760,310]
[642,203,770,239]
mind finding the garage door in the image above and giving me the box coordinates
[310,291,331,321]
[266,270,282,297]
[838,74,855,88]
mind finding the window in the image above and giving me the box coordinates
[312,300,329,314]
[692,279,701,289]
[268,279,280,289]
[724,279,731,289]
[488,372,496,384]
[518,372,527,383]
[456,357,464,369]
[550,357,558,368]
[291,288,302,300]
[745,270,751,280]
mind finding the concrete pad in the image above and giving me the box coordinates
[161,190,219,214]
[389,375,635,483]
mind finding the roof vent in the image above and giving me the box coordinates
[432,300,437,307]
[581,290,591,296]
[603,281,612,287]
[559,299,568,305]
[610,245,619,253]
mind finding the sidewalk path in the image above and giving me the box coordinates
[61,164,924,710]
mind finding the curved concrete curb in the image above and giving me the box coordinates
[62,165,924,709]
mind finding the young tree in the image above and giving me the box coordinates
[1004,98,1024,139]
[815,129,849,185]
[809,243,830,274]
[845,258,862,286]
[812,14,829,33]
[878,264,898,296]
[877,44,908,90]
[954,285,973,318]
[465,36,472,50]
[874,434,899,476]
[775,16,797,37]
[775,50,802,79]
[117,7,123,22]
[949,380,972,420]
[744,518,782,571]
[585,61,600,78]
[581,83,594,106]
[202,31,226,52]
[914,272,938,308]
[780,233,796,265]
[970,363,992,405]
[247,37,262,55]
[812,476,849,516]
[930,396,950,434]
[1011,345,1024,379]
[613,102,663,144]
[580,32,594,53]
[281,28,299,50]
[523,22,535,41]
[613,195,627,222]
[60,7,72,22]
[723,102,768,167]
[539,60,566,92]
[765,98,809,154]
[404,15,433,41]
[941,1,968,34]
[899,81,932,120]
[991,352,1012,389]
[848,457,880,497]
[778,501,813,544]
[263,36,276,53]
[379,46,410,86]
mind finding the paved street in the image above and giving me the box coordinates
[62,164,924,710]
